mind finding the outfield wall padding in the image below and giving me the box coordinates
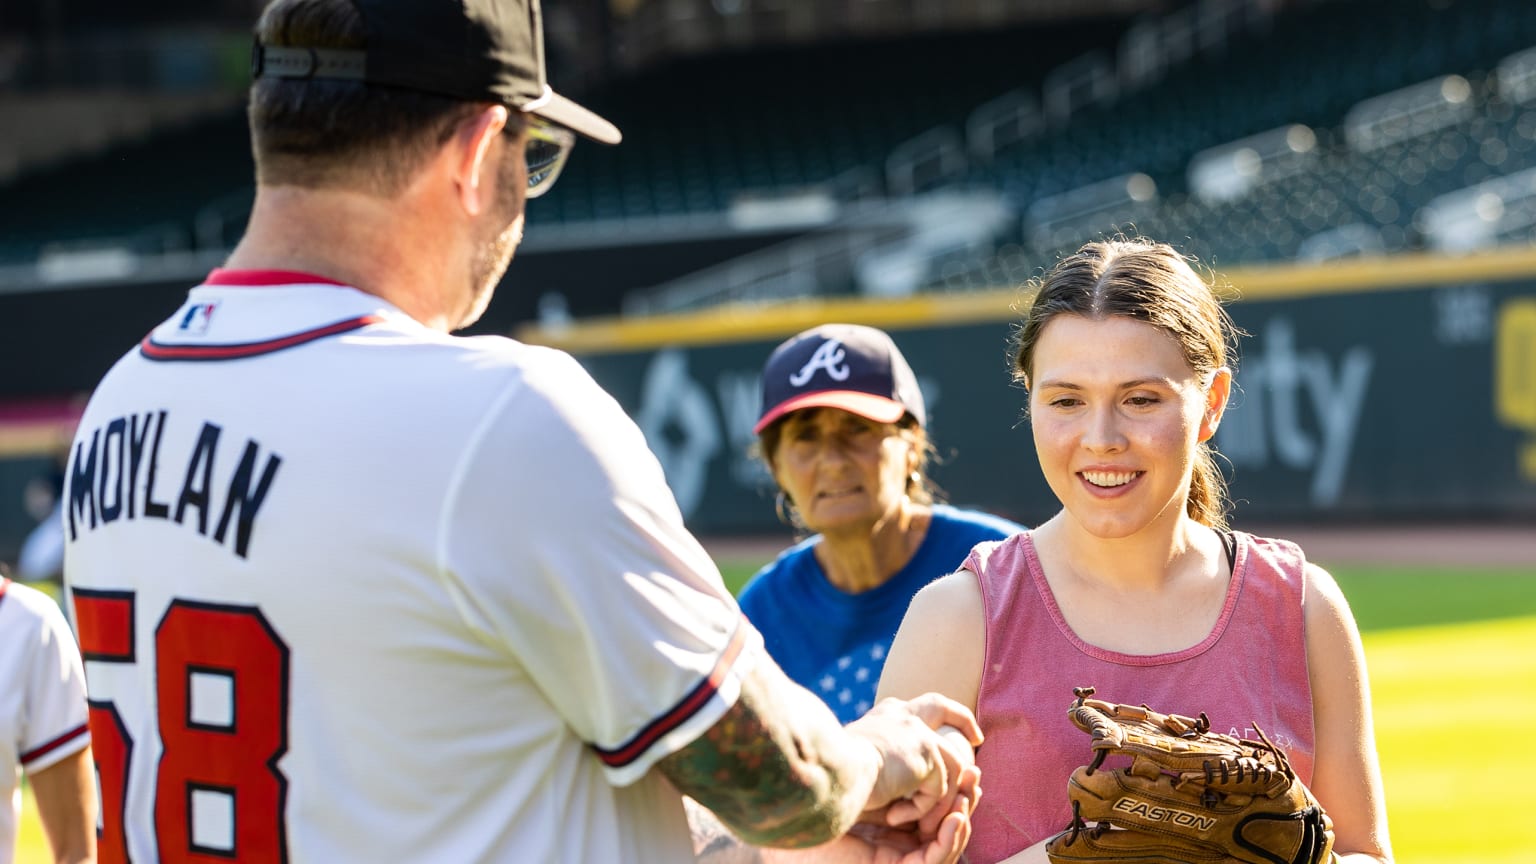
[2,250,1534,560]
[530,253,1536,532]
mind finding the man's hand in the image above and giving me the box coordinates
[669,662,981,854]
[762,764,980,864]
[844,693,982,832]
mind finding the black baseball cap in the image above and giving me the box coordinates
[754,324,926,435]
[250,0,620,144]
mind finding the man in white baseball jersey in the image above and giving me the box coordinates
[63,0,981,862]
[0,578,95,864]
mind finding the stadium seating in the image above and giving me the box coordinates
[7,0,1536,307]
[0,109,252,266]
[925,0,1536,292]
[0,20,1116,265]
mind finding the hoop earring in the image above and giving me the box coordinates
[775,490,794,526]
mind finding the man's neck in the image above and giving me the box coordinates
[225,184,463,331]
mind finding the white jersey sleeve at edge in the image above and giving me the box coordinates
[438,347,760,787]
[13,583,90,774]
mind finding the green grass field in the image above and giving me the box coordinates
[18,564,1535,862]
[721,561,1536,863]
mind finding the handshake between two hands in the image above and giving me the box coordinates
[837,693,985,864]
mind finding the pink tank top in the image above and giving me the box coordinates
[963,531,1315,864]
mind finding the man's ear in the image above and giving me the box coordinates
[453,105,509,217]
[1198,366,1233,443]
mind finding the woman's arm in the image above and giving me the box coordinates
[1303,562,1393,864]
[29,746,97,864]
[878,570,1059,864]
[874,570,986,711]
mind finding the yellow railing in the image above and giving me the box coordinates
[516,244,1536,354]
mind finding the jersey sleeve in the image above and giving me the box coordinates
[17,587,90,774]
[442,350,760,787]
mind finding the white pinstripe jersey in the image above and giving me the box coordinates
[63,270,755,863]
[0,578,90,864]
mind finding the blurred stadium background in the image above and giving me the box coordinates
[3,0,1535,557]
[4,2,1536,861]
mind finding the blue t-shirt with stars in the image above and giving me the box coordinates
[737,505,1024,723]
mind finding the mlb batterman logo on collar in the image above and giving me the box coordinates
[754,323,926,435]
[249,0,621,145]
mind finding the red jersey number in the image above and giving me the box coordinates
[75,593,291,863]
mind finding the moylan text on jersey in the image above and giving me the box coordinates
[67,411,282,559]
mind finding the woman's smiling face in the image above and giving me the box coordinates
[1028,313,1229,539]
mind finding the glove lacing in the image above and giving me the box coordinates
[1059,688,1297,847]
[1198,722,1293,808]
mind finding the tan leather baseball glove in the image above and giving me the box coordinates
[1045,687,1335,864]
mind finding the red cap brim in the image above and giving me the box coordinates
[753,391,908,434]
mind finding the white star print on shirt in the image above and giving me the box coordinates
[814,644,890,721]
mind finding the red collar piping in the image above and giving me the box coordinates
[204,269,349,287]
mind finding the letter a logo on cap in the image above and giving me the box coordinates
[790,339,851,386]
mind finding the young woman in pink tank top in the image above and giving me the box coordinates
[877,239,1392,864]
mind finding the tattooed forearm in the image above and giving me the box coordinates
[685,797,764,864]
[658,660,876,848]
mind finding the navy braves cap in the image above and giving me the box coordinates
[250,0,621,144]
[754,324,926,435]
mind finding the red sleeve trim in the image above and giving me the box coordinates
[21,722,89,768]
[594,623,748,768]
